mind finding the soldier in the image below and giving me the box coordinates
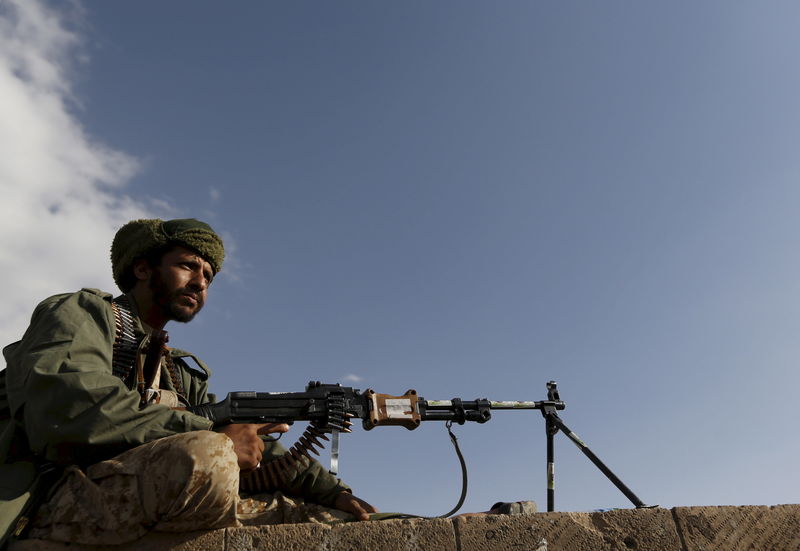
[0,218,377,546]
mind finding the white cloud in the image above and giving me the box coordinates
[0,0,153,352]
[341,374,363,383]
[209,186,220,202]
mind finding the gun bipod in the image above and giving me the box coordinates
[539,381,654,511]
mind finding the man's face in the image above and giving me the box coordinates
[148,246,214,323]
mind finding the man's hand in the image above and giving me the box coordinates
[334,492,379,521]
[216,423,290,470]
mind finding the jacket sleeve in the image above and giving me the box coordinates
[3,291,213,465]
[262,438,351,507]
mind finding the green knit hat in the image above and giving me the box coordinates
[111,218,225,292]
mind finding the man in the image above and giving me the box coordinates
[0,218,377,546]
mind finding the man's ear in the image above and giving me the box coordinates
[132,258,152,283]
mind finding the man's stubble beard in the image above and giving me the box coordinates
[149,268,203,323]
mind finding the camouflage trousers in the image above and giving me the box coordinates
[237,493,351,526]
[29,431,348,546]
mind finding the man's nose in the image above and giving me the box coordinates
[188,272,208,292]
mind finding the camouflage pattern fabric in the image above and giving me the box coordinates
[29,431,352,545]
[237,492,352,525]
[30,431,240,545]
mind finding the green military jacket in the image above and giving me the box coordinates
[0,289,348,539]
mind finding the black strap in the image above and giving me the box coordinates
[370,421,470,520]
[437,420,468,518]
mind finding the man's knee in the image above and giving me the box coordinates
[138,432,240,528]
[167,431,237,466]
[156,431,239,491]
[29,432,241,543]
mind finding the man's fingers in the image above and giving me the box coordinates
[242,455,262,471]
[354,508,370,521]
[334,493,379,521]
[216,423,267,470]
[345,499,369,521]
[256,423,291,435]
[356,499,379,516]
[363,502,379,514]
[350,496,378,514]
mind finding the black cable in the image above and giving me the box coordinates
[370,421,470,520]
[437,420,468,518]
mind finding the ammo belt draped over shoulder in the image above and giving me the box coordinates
[111,295,139,383]
[111,296,185,399]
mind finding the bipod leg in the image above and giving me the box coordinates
[545,412,558,512]
[549,412,650,508]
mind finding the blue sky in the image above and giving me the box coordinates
[2,1,799,514]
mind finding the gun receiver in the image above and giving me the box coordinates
[186,380,566,431]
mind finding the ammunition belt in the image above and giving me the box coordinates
[164,352,185,399]
[111,295,140,384]
[111,295,186,400]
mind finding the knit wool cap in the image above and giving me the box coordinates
[111,218,225,291]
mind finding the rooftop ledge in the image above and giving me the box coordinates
[10,504,800,551]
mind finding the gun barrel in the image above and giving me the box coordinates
[423,399,565,411]
[491,400,566,410]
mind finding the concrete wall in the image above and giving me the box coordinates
[11,505,799,551]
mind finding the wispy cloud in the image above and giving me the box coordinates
[341,373,363,383]
[209,186,221,202]
[0,0,153,351]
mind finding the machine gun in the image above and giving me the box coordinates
[186,380,650,513]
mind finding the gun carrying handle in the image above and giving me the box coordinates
[362,389,421,430]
